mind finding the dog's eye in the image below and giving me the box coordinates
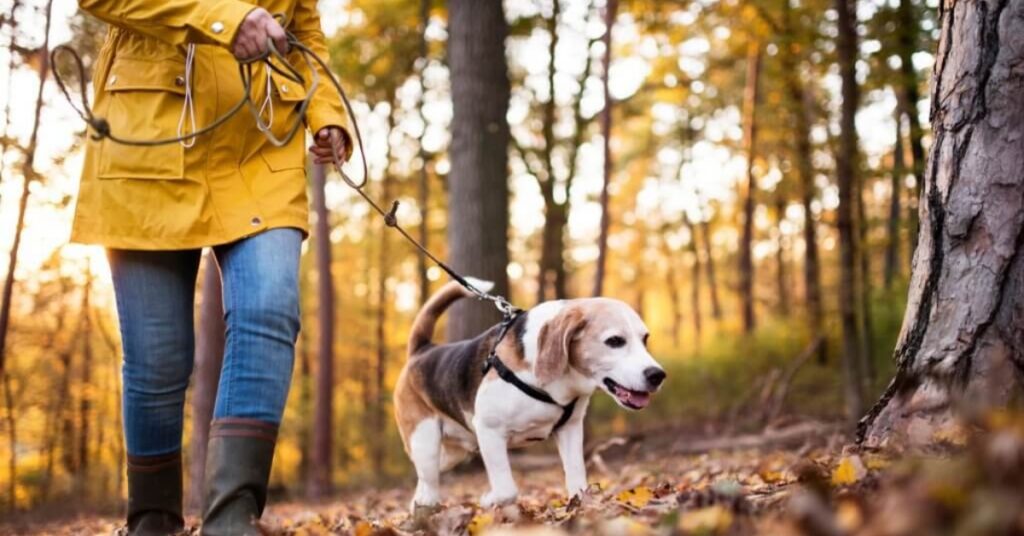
[643,333,650,347]
[604,336,626,348]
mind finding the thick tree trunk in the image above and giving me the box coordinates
[0,0,53,375]
[884,106,905,289]
[836,0,866,423]
[447,0,511,338]
[860,0,1024,447]
[592,0,618,297]
[309,164,335,498]
[188,253,224,511]
[738,42,763,334]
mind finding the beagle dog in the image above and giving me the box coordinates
[394,278,666,510]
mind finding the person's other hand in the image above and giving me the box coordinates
[231,8,289,62]
[310,127,352,164]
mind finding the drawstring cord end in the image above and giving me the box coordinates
[384,200,399,227]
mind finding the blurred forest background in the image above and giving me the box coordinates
[0,0,941,517]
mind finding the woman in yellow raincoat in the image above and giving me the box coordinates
[73,1,350,534]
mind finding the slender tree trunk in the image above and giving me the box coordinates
[0,0,23,201]
[698,215,723,322]
[884,106,905,289]
[76,272,93,490]
[447,0,511,338]
[684,217,703,347]
[781,0,825,357]
[857,176,875,383]
[836,0,866,424]
[592,0,618,297]
[2,372,15,511]
[860,0,1024,447]
[898,0,926,257]
[309,163,335,498]
[661,237,684,348]
[774,196,790,317]
[416,0,431,307]
[188,253,224,511]
[0,0,54,375]
[738,42,763,334]
[373,105,397,478]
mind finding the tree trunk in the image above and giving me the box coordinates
[2,372,15,511]
[738,42,763,334]
[898,0,926,257]
[857,174,876,383]
[0,0,54,375]
[836,0,866,424]
[699,215,723,321]
[373,105,397,478]
[188,253,224,512]
[309,163,335,498]
[781,0,825,357]
[76,272,93,489]
[884,106,905,289]
[860,0,1024,447]
[684,217,703,347]
[447,0,511,338]
[417,0,431,307]
[592,0,618,297]
[774,196,790,317]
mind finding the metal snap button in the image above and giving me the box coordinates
[250,216,262,226]
[174,75,185,87]
[280,84,288,93]
[109,75,117,85]
[211,21,225,34]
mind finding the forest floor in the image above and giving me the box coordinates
[5,415,1024,536]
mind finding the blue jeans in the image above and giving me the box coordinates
[108,228,302,457]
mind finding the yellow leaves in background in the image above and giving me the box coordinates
[830,455,866,486]
[615,485,654,509]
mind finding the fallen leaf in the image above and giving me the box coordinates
[616,486,654,509]
[468,512,495,535]
[831,455,866,486]
[678,505,733,534]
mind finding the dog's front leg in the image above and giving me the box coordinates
[474,423,518,507]
[555,419,588,498]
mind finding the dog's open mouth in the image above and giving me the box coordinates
[603,378,652,410]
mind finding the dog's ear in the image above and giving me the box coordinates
[535,306,587,385]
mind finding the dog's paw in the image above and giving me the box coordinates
[479,487,518,508]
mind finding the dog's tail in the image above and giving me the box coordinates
[407,277,495,355]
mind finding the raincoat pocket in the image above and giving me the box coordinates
[258,69,308,172]
[97,56,188,180]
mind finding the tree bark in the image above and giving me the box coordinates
[188,252,224,512]
[897,0,926,256]
[860,0,1024,447]
[417,0,431,307]
[592,0,618,297]
[836,0,866,423]
[684,217,703,347]
[738,42,763,334]
[309,163,335,498]
[373,105,397,477]
[884,106,905,289]
[76,271,93,488]
[0,0,53,375]
[447,0,511,338]
[2,372,15,511]
[774,195,790,317]
[780,0,824,358]
[856,173,875,383]
[699,214,723,321]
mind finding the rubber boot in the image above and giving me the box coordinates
[200,419,278,536]
[126,451,185,535]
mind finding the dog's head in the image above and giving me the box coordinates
[531,298,665,410]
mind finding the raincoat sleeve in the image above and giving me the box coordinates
[288,0,349,137]
[79,0,256,49]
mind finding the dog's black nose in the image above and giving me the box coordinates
[644,367,666,388]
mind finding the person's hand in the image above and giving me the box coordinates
[310,126,352,164]
[231,8,289,62]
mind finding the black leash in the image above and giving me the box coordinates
[51,26,575,430]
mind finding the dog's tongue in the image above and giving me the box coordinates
[615,385,651,408]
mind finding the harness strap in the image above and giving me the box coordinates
[482,353,578,434]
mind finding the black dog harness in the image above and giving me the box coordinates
[481,311,578,435]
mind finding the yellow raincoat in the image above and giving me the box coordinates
[71,0,347,250]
